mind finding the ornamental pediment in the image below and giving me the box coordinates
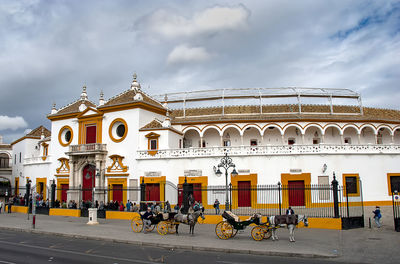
[76,107,103,119]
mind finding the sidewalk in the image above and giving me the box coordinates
[0,213,398,263]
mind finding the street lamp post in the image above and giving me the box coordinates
[214,153,238,211]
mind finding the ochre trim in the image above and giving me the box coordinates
[58,125,73,147]
[107,178,128,204]
[78,116,103,144]
[109,118,128,143]
[36,177,47,200]
[387,173,400,196]
[230,173,258,209]
[141,176,167,202]
[105,173,129,177]
[342,173,360,197]
[99,102,167,116]
[11,136,41,146]
[57,178,69,201]
[146,132,160,156]
[47,113,79,121]
[107,155,128,172]
[281,173,312,208]
[50,208,80,217]
[56,158,70,174]
[178,176,210,209]
[41,143,49,160]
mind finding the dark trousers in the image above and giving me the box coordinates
[8,204,12,213]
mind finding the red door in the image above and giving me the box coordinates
[61,184,69,202]
[146,184,160,201]
[82,165,95,201]
[113,184,123,203]
[192,184,202,203]
[86,125,97,144]
[288,180,305,206]
[238,181,251,207]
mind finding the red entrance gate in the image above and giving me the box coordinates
[82,164,95,201]
[145,184,160,201]
[178,183,202,205]
[288,180,305,206]
[238,181,251,207]
[112,184,123,203]
[61,184,69,202]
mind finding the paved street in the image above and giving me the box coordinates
[0,229,344,264]
[0,212,398,263]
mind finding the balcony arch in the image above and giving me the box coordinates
[304,124,324,144]
[343,125,360,145]
[283,123,303,145]
[221,124,242,136]
[324,125,342,144]
[263,124,283,145]
[221,126,241,146]
[202,126,222,147]
[324,124,343,135]
[242,125,263,146]
[393,127,400,144]
[376,126,392,144]
[360,125,376,144]
[183,127,201,148]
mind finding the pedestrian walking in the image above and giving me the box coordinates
[214,199,220,214]
[0,200,3,214]
[373,206,382,228]
[7,199,12,213]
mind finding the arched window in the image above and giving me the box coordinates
[0,154,9,168]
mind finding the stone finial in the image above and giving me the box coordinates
[99,90,105,106]
[80,85,88,100]
[162,110,171,127]
[51,102,58,114]
[131,73,141,92]
[79,102,87,112]
[134,92,143,101]
[40,127,45,139]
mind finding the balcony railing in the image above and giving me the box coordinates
[137,144,400,159]
[68,144,107,154]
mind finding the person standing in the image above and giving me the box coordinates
[214,199,220,214]
[0,200,3,214]
[7,198,12,213]
[126,200,131,212]
[373,206,382,228]
[286,206,294,215]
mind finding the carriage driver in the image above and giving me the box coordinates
[143,207,154,232]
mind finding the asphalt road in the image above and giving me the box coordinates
[0,230,345,264]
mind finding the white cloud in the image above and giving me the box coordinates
[0,116,28,131]
[167,44,212,64]
[146,5,250,38]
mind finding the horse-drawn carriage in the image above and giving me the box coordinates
[215,211,272,241]
[131,211,178,235]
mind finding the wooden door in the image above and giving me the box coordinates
[146,184,160,201]
[288,180,305,206]
[61,184,69,202]
[192,183,202,203]
[112,184,123,203]
[238,181,251,207]
[82,165,95,201]
[86,125,97,144]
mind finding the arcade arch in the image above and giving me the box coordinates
[343,126,359,145]
[324,126,342,144]
[183,129,201,148]
[263,126,283,145]
[222,127,241,146]
[202,127,221,147]
[304,125,324,144]
[360,126,376,144]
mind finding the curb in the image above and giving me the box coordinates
[0,226,338,259]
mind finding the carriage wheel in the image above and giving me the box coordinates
[251,226,264,241]
[263,229,272,239]
[231,229,238,238]
[131,216,143,233]
[157,221,169,235]
[168,222,176,234]
[146,224,155,232]
[215,221,233,239]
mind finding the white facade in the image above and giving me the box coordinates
[10,76,400,208]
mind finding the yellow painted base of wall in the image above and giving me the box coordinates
[4,205,28,214]
[106,211,138,220]
[202,215,341,230]
[49,208,81,217]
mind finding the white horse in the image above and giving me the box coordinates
[268,214,308,242]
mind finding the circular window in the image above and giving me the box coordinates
[109,118,128,143]
[116,124,125,138]
[58,126,73,147]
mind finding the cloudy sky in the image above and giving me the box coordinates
[0,0,399,143]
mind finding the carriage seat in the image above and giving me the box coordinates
[223,211,240,222]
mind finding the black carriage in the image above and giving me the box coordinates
[131,212,178,235]
[215,211,271,241]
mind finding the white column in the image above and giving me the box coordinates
[281,134,285,145]
[321,134,325,144]
[340,134,344,145]
[391,134,395,144]
[357,133,361,144]
[69,161,75,188]
[301,134,305,145]
[220,136,224,146]
[261,135,264,145]
[200,137,203,148]
[241,135,244,146]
